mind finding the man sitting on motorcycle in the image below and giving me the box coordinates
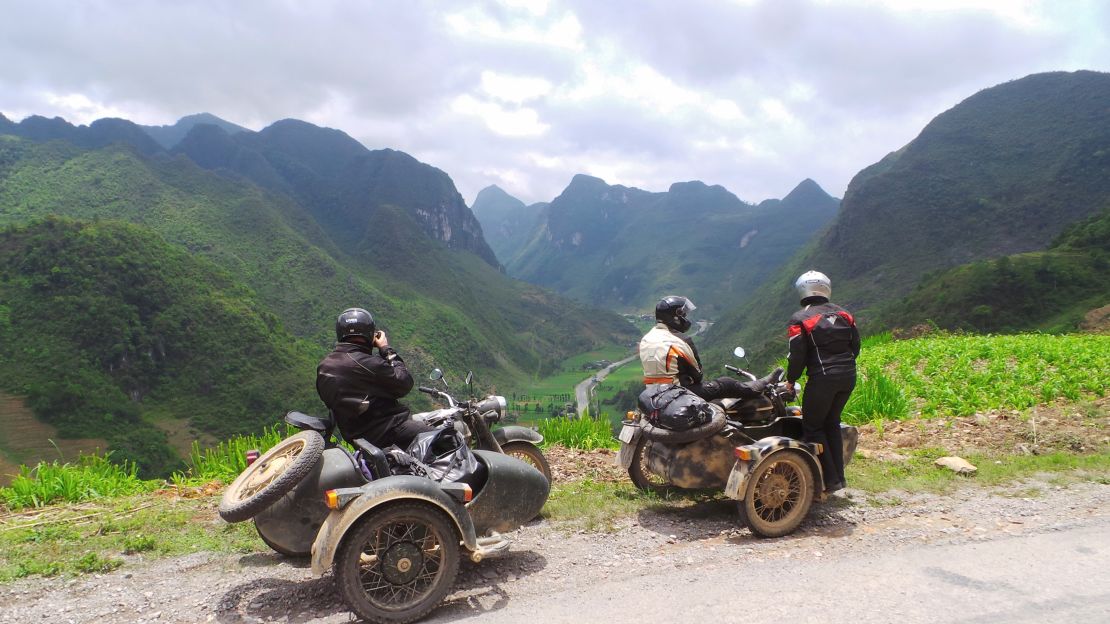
[316,307,434,449]
[639,296,766,400]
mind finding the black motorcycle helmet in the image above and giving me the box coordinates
[655,296,696,333]
[335,307,375,343]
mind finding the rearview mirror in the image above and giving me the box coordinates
[733,347,746,359]
[465,371,474,385]
[429,368,443,381]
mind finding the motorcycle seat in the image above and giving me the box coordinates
[285,411,332,434]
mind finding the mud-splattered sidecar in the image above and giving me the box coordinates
[218,410,549,624]
[617,358,857,538]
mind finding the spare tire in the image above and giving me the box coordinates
[640,405,726,444]
[218,431,324,523]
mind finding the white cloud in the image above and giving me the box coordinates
[1,0,1107,206]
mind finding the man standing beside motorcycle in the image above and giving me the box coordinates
[785,271,860,494]
[640,296,767,400]
[316,307,434,448]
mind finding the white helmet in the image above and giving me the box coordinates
[795,270,831,302]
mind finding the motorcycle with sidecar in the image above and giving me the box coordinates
[617,347,858,538]
[217,373,550,624]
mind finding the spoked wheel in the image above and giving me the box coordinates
[218,430,324,523]
[627,438,672,495]
[335,502,460,624]
[501,442,553,483]
[737,449,815,538]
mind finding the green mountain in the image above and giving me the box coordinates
[706,70,1110,367]
[141,113,250,149]
[0,218,318,477]
[470,185,547,265]
[0,117,636,475]
[503,175,839,315]
[880,206,1110,333]
[173,119,501,267]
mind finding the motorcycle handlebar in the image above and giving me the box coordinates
[724,364,741,373]
[418,386,439,395]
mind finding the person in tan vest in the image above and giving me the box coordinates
[639,296,765,400]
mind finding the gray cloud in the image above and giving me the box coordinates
[2,0,1106,206]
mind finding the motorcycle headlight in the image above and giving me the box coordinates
[474,395,507,415]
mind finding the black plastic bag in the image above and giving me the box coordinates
[638,384,713,431]
[406,427,481,484]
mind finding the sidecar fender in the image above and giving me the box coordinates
[311,476,478,576]
[494,425,544,445]
[724,436,824,500]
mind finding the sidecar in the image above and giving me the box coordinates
[618,409,857,538]
[220,425,549,624]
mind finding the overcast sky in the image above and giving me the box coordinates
[2,0,1108,205]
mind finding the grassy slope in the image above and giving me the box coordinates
[0,219,319,476]
[876,206,1110,333]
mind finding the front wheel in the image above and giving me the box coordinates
[218,430,324,523]
[737,449,815,538]
[335,502,461,624]
[627,438,671,495]
[500,442,552,483]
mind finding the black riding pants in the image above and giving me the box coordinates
[801,375,855,489]
[375,419,436,449]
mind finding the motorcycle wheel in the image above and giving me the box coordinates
[218,430,324,523]
[335,502,460,624]
[737,449,815,538]
[627,438,672,494]
[500,442,553,483]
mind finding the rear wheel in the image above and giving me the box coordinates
[500,442,552,483]
[335,502,460,624]
[737,449,815,538]
[627,438,671,494]
[218,431,324,523]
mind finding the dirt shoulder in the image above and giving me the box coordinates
[1,466,1107,623]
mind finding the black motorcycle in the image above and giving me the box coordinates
[413,368,550,482]
[216,371,550,623]
[618,347,858,538]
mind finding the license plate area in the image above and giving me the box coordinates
[618,425,636,444]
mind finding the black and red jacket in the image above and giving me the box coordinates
[786,301,860,383]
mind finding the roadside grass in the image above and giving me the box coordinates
[854,333,1109,419]
[538,416,619,450]
[1,454,156,510]
[848,447,1110,497]
[0,494,262,581]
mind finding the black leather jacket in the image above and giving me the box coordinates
[787,300,860,383]
[316,341,414,444]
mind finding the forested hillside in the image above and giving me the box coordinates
[500,175,839,315]
[880,206,1110,333]
[0,219,318,476]
[706,70,1110,366]
[0,121,636,474]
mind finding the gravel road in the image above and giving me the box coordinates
[3,477,1106,624]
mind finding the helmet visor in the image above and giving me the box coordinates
[678,299,696,317]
